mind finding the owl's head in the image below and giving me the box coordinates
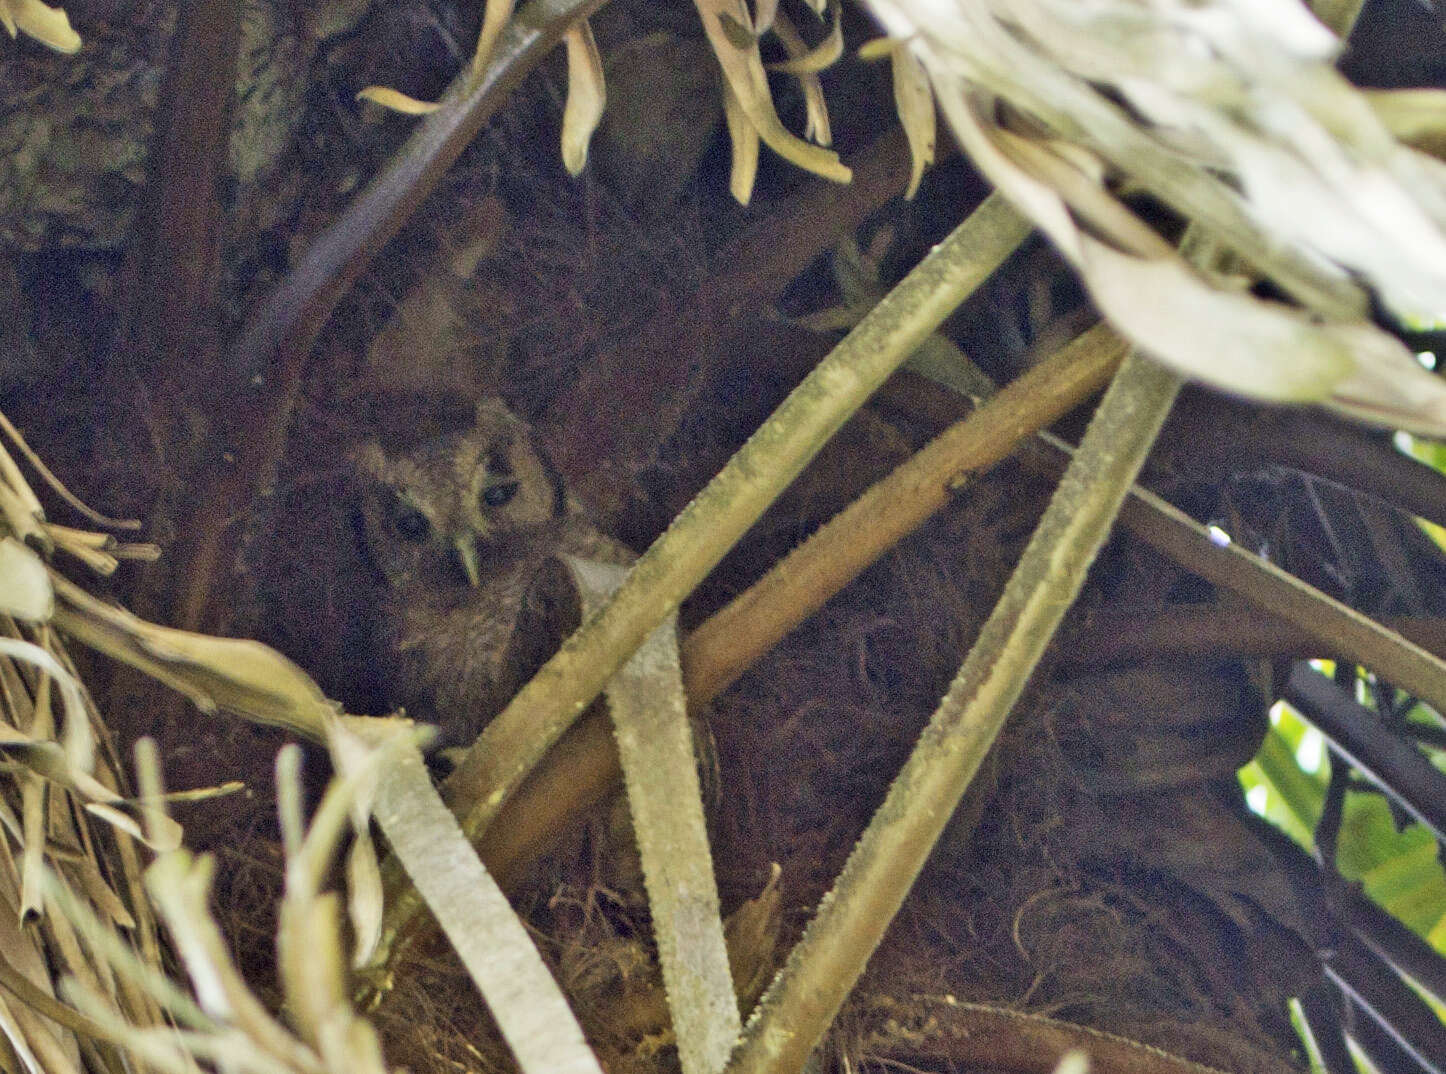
[349,398,565,589]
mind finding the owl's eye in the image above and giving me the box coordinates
[394,509,431,542]
[482,481,520,508]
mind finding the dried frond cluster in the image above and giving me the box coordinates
[0,421,168,1074]
[864,0,1446,432]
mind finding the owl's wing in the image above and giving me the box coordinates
[558,509,636,567]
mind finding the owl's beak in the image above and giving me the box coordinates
[454,536,483,587]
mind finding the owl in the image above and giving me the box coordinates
[349,396,629,746]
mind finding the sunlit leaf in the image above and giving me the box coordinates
[769,9,833,146]
[767,0,842,75]
[0,538,52,621]
[560,19,605,177]
[0,0,79,54]
[468,0,516,83]
[356,86,443,116]
[890,44,935,199]
[721,78,761,205]
[694,0,850,195]
[1337,792,1446,939]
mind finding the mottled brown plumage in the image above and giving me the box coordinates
[350,396,628,745]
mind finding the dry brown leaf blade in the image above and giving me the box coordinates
[0,726,181,851]
[769,10,833,146]
[0,640,93,775]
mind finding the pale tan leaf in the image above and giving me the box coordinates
[751,0,777,35]
[856,36,895,62]
[0,639,92,773]
[0,413,138,532]
[0,991,50,1074]
[1320,323,1446,436]
[145,853,315,1068]
[561,19,605,177]
[468,0,516,82]
[2,0,79,54]
[56,856,134,930]
[1080,238,1353,402]
[317,1018,389,1074]
[767,0,841,75]
[0,438,42,528]
[41,869,215,1033]
[891,45,935,199]
[930,79,1446,432]
[995,130,1173,258]
[27,746,202,853]
[0,539,51,622]
[20,772,43,922]
[0,482,46,553]
[277,895,347,1049]
[721,79,761,205]
[355,86,442,116]
[84,803,180,853]
[769,10,832,146]
[1367,88,1446,159]
[694,0,850,189]
[0,869,66,1067]
[344,831,382,968]
[865,0,1446,330]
